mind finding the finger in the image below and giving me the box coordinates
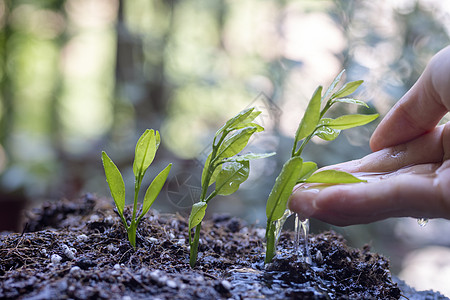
[370,46,450,151]
[289,173,450,226]
[323,125,445,174]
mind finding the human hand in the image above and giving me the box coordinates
[289,46,450,226]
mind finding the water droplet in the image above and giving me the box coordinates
[417,218,429,227]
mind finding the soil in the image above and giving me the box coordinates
[0,194,447,299]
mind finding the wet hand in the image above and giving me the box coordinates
[289,123,450,225]
[289,46,450,226]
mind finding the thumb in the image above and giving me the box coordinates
[370,46,450,151]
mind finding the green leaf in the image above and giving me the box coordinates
[331,80,363,99]
[331,98,369,107]
[133,129,158,178]
[315,126,341,141]
[215,108,260,139]
[101,151,126,216]
[229,122,264,133]
[295,86,322,142]
[215,161,250,196]
[155,130,161,149]
[205,151,274,188]
[305,170,366,183]
[266,157,303,222]
[189,202,207,232]
[240,110,261,124]
[327,114,379,130]
[217,127,258,160]
[222,152,276,163]
[314,118,341,141]
[322,69,345,101]
[297,161,317,182]
[138,163,172,221]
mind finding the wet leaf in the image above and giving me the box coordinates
[266,157,303,221]
[297,161,318,182]
[101,151,125,216]
[215,161,249,196]
[222,152,276,163]
[312,118,339,141]
[205,127,258,186]
[188,202,207,232]
[327,114,378,130]
[315,126,341,141]
[331,98,369,107]
[217,127,258,160]
[215,108,260,138]
[229,122,264,133]
[295,86,322,142]
[305,170,366,183]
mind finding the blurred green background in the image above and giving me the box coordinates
[1,0,450,295]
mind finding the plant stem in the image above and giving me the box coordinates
[190,130,231,267]
[320,101,332,119]
[204,190,217,203]
[127,222,137,248]
[189,223,202,267]
[294,134,313,157]
[265,220,275,263]
[128,173,143,248]
[133,175,142,222]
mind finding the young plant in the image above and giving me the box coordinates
[102,129,172,248]
[189,107,275,267]
[265,70,379,263]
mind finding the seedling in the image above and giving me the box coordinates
[189,107,275,267]
[102,129,172,248]
[265,70,379,263]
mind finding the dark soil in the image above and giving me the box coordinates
[0,194,446,299]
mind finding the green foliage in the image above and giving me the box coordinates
[102,129,172,248]
[189,107,275,267]
[265,71,379,263]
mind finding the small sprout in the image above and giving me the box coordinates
[188,107,275,267]
[265,70,379,263]
[102,129,172,248]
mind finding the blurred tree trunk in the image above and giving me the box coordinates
[113,0,175,137]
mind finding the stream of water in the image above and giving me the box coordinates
[272,209,312,263]
[294,214,312,263]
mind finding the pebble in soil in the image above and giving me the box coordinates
[0,194,446,299]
